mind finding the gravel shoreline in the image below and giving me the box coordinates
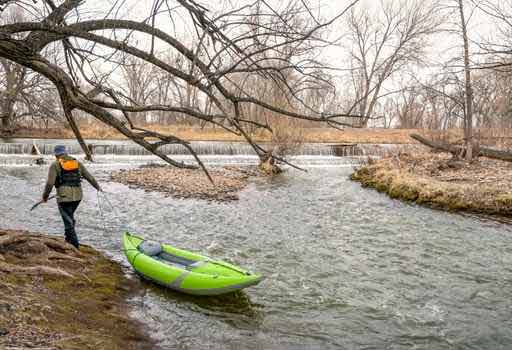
[111,165,259,201]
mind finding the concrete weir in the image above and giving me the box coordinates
[0,140,425,157]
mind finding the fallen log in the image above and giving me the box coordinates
[479,146,512,162]
[410,134,512,162]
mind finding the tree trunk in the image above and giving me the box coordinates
[410,133,512,162]
[64,108,93,161]
[458,0,474,160]
[1,113,11,129]
[1,82,15,130]
[258,152,283,175]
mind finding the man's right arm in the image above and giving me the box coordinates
[42,163,57,201]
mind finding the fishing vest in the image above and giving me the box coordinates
[55,157,81,188]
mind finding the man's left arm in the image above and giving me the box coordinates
[80,163,102,192]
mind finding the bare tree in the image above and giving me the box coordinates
[393,87,426,129]
[120,56,158,125]
[457,0,474,160]
[0,0,363,176]
[469,0,512,69]
[0,61,62,131]
[408,0,488,157]
[0,56,25,129]
[466,0,512,130]
[343,0,440,126]
[0,6,61,131]
[0,7,24,130]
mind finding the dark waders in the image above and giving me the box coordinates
[57,200,81,249]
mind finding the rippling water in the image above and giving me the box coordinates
[1,158,512,350]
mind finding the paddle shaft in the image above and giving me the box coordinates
[30,195,56,211]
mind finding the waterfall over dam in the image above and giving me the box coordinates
[0,140,424,157]
[0,139,426,167]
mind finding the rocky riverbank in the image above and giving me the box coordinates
[111,165,259,201]
[0,229,155,350]
[351,153,512,217]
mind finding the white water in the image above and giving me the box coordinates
[0,141,337,156]
[0,139,426,166]
[0,154,367,168]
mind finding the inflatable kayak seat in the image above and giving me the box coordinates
[138,240,162,256]
[157,251,197,268]
[139,240,198,268]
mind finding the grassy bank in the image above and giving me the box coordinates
[2,125,426,144]
[0,230,155,350]
[351,153,512,217]
[4,126,512,146]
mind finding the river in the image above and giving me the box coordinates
[1,152,511,349]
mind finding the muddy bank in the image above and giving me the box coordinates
[351,153,512,217]
[0,229,155,350]
[111,165,258,201]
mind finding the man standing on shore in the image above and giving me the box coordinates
[42,145,102,249]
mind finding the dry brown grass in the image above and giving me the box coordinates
[351,153,512,217]
[5,124,425,143]
[6,124,512,147]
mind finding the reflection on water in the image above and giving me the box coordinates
[1,159,512,350]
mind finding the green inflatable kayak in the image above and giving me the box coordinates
[123,232,263,295]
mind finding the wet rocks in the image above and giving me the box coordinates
[111,165,259,201]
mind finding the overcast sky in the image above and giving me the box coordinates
[79,0,497,62]
[7,0,498,98]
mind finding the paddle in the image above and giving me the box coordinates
[30,195,56,211]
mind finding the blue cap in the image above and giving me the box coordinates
[54,145,67,156]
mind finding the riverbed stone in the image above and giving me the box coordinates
[111,165,258,201]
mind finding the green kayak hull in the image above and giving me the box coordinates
[123,232,263,296]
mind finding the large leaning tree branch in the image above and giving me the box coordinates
[0,0,362,178]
